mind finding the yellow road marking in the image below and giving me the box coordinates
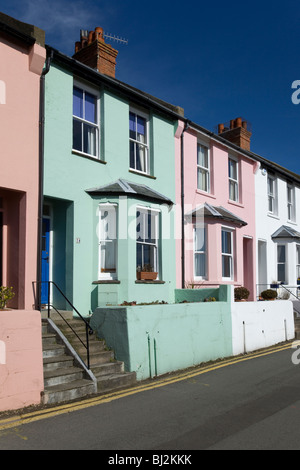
[0,342,293,432]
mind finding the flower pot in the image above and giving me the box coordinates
[136,271,158,281]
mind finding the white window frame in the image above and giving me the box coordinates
[297,245,300,279]
[222,227,234,280]
[197,143,210,193]
[194,224,207,280]
[287,184,296,222]
[277,244,287,284]
[129,108,150,175]
[228,157,239,202]
[136,207,159,276]
[98,204,118,280]
[72,81,100,159]
[267,175,277,215]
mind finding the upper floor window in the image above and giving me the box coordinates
[267,175,277,214]
[287,184,296,222]
[73,85,99,158]
[129,110,149,174]
[197,144,210,192]
[228,157,239,202]
[194,225,207,279]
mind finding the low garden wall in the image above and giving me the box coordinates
[231,297,294,355]
[91,285,295,381]
[91,285,233,381]
[0,310,44,412]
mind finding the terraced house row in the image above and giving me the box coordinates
[1,11,299,411]
[1,12,300,315]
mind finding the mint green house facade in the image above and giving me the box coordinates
[42,30,183,315]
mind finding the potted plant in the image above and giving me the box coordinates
[260,289,278,301]
[234,286,250,301]
[0,286,15,310]
[136,264,158,281]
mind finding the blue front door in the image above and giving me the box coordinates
[41,218,50,304]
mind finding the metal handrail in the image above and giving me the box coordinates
[33,281,93,369]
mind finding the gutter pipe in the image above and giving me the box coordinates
[181,121,190,289]
[36,49,53,310]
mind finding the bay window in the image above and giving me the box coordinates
[136,208,159,275]
[194,225,207,278]
[98,204,117,280]
[277,245,286,284]
[222,228,234,280]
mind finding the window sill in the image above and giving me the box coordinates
[195,189,216,199]
[92,280,120,284]
[228,199,244,209]
[129,169,156,180]
[72,150,106,164]
[267,212,279,220]
[135,280,165,284]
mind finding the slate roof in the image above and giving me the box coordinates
[186,202,247,226]
[86,179,174,205]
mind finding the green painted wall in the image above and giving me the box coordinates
[44,64,177,314]
[90,285,233,380]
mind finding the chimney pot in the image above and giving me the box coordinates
[218,123,224,134]
[236,117,242,128]
[73,27,118,78]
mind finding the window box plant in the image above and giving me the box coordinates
[270,281,280,288]
[136,264,158,281]
[234,286,250,301]
[260,289,278,300]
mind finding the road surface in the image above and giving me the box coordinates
[0,342,300,451]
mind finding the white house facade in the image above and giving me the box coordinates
[255,159,300,299]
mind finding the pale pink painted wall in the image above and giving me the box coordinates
[0,310,44,412]
[0,36,45,309]
[175,125,257,299]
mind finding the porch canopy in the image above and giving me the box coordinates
[185,202,247,227]
[271,225,300,240]
[86,178,174,206]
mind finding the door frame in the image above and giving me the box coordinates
[41,204,53,305]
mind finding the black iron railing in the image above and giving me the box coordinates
[33,281,94,369]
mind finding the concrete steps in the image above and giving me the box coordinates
[41,321,95,404]
[41,317,136,404]
[54,318,136,394]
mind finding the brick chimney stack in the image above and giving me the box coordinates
[217,117,252,151]
[73,27,118,78]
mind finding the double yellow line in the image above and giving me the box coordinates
[0,342,293,432]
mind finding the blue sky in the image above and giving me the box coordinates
[2,0,300,173]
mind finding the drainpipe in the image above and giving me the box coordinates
[181,121,190,289]
[36,49,53,310]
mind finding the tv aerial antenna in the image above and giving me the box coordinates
[103,31,128,45]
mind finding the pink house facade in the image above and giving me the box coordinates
[0,13,45,411]
[0,13,45,310]
[175,118,258,300]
